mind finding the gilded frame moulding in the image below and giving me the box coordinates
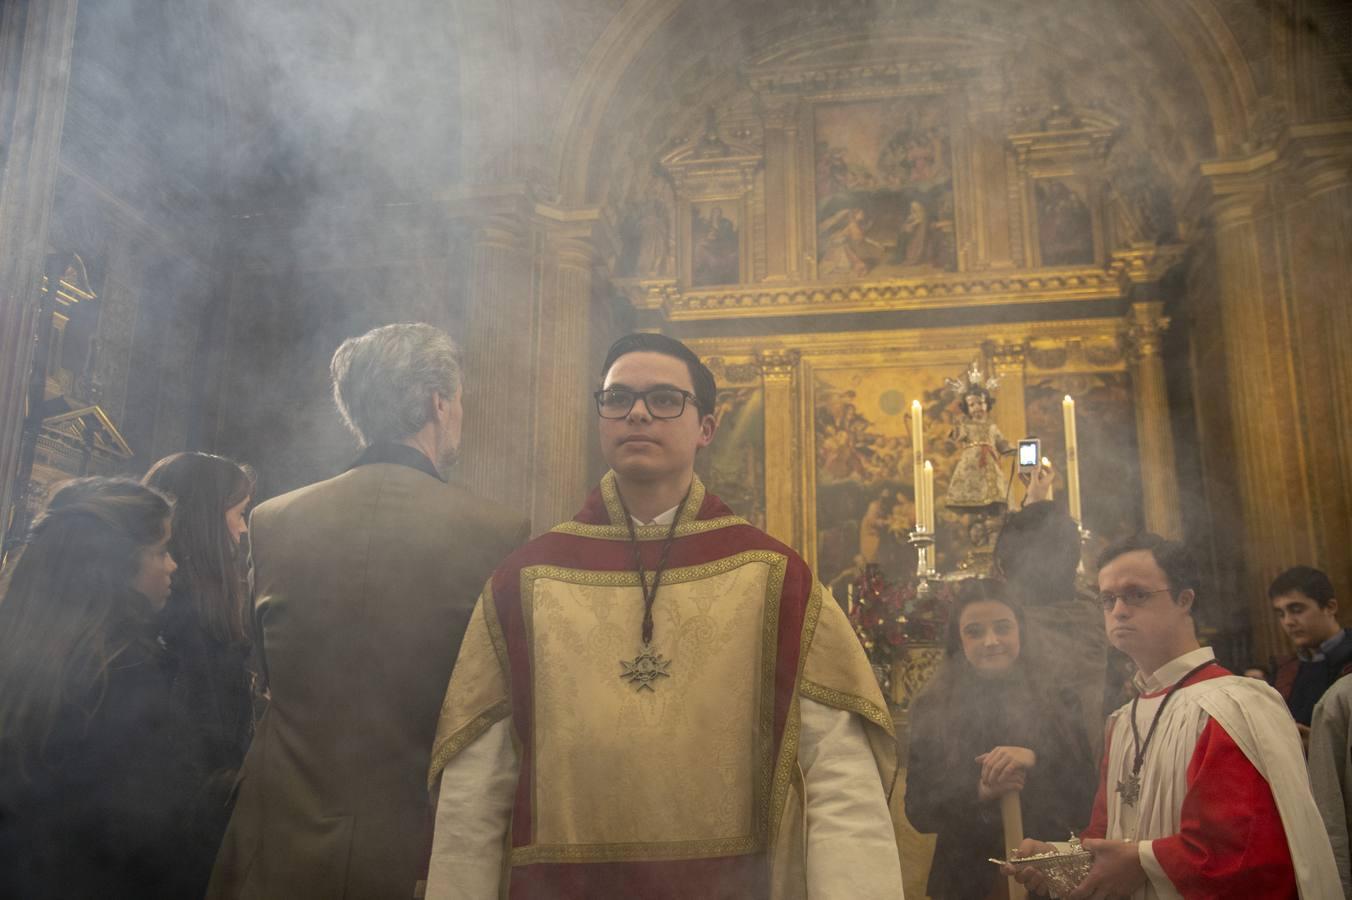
[618,265,1123,321]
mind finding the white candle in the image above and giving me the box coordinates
[923,460,935,533]
[1063,395,1082,524]
[910,400,924,530]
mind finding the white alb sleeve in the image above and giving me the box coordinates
[425,717,519,900]
[799,696,904,899]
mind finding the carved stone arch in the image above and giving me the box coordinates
[544,0,1266,209]
[1142,0,1258,156]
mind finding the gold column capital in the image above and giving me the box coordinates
[1126,301,1171,361]
[1109,243,1187,285]
[755,348,801,381]
[986,341,1027,377]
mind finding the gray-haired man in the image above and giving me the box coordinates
[209,323,530,900]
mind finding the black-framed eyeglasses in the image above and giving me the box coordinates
[1097,588,1172,611]
[594,387,697,420]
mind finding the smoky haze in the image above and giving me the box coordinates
[57,0,473,499]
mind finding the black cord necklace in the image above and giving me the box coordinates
[615,486,690,692]
[1117,659,1218,805]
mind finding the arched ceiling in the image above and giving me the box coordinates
[551,0,1248,214]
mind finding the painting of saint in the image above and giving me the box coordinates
[694,384,765,529]
[813,97,958,279]
[1024,373,1142,549]
[1036,179,1095,266]
[617,194,672,278]
[691,203,739,286]
[813,367,973,595]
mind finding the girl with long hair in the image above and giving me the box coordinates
[143,451,256,891]
[905,578,1096,900]
[0,477,193,898]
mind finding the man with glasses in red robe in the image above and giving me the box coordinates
[1005,534,1339,899]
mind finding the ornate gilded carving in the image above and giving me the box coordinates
[648,267,1120,320]
[987,341,1027,377]
[1025,336,1124,372]
[1109,242,1187,286]
[756,349,801,380]
[746,56,988,98]
[704,356,761,385]
[1125,301,1170,361]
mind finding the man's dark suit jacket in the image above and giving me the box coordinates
[208,446,529,900]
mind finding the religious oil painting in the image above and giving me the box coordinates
[1024,372,1143,557]
[694,384,765,531]
[813,366,986,598]
[690,201,740,286]
[1035,178,1095,266]
[813,97,958,279]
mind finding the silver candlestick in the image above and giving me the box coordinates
[909,527,938,596]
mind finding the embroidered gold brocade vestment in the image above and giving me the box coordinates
[428,473,898,899]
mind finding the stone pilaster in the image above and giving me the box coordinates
[454,191,602,535]
[1199,154,1320,661]
[531,216,598,529]
[0,0,79,536]
[457,211,537,522]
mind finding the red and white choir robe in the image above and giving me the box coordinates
[1074,646,1340,899]
[424,473,903,900]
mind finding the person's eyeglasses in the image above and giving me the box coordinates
[594,388,697,420]
[1097,588,1172,611]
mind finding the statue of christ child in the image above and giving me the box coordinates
[944,368,1011,514]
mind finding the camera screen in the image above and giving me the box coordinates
[1018,440,1039,467]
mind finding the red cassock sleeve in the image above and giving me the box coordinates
[1150,718,1297,899]
[1081,725,1111,840]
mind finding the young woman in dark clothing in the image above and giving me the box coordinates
[905,578,1097,900]
[0,477,195,899]
[144,451,256,891]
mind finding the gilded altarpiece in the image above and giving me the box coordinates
[686,322,1146,583]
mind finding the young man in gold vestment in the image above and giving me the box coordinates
[426,333,904,899]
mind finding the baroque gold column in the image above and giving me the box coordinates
[757,349,800,548]
[987,342,1028,506]
[760,102,801,281]
[1126,302,1183,538]
[0,0,79,531]
[988,342,1027,447]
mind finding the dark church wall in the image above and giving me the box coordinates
[205,207,471,503]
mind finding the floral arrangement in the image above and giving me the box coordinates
[847,564,954,667]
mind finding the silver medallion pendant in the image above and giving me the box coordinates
[1116,773,1142,806]
[620,643,672,692]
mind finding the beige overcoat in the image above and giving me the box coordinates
[208,455,529,900]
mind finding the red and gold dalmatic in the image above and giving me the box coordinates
[429,473,897,899]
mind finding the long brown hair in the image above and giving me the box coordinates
[0,477,173,766]
[143,452,254,644]
[916,578,1031,712]
[919,578,1080,760]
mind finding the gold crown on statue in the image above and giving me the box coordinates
[944,360,1000,395]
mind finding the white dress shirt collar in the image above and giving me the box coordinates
[631,504,680,527]
[1135,645,1217,695]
